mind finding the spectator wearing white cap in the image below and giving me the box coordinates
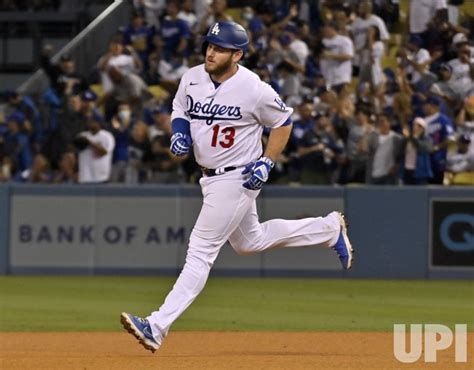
[401,117,434,185]
[451,32,474,60]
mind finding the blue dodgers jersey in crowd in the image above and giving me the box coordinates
[160,17,191,58]
[425,113,455,166]
[122,25,155,65]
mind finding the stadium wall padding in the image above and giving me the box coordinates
[0,184,472,279]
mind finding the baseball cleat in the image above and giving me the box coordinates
[333,212,354,270]
[120,312,161,353]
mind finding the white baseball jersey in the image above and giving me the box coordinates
[171,64,293,169]
[78,129,115,183]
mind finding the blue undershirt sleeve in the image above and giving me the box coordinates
[171,118,191,137]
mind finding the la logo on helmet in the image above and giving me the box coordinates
[211,23,220,35]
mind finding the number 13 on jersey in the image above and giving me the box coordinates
[211,124,235,148]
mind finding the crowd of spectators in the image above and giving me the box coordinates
[0,0,473,185]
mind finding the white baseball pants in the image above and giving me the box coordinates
[147,170,341,342]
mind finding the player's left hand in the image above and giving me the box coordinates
[242,157,274,190]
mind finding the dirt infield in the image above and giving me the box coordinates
[1,332,472,369]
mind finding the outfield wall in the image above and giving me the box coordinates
[0,184,472,279]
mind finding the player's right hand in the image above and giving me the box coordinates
[170,133,192,156]
[242,156,274,190]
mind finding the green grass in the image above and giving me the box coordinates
[0,277,472,332]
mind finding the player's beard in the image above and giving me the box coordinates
[205,54,234,77]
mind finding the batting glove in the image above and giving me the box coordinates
[242,156,274,190]
[170,132,192,156]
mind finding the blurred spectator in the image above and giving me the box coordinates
[102,66,151,119]
[98,37,143,94]
[126,120,152,183]
[133,0,166,29]
[286,100,315,181]
[422,12,459,62]
[75,113,115,184]
[52,151,77,183]
[147,135,180,183]
[44,93,87,169]
[320,22,354,94]
[366,113,403,184]
[455,95,474,147]
[361,26,386,112]
[297,113,343,184]
[178,0,199,33]
[245,3,274,52]
[373,0,399,31]
[160,1,191,60]
[122,11,156,70]
[333,93,355,143]
[80,89,98,118]
[398,35,432,86]
[332,4,351,37]
[409,0,447,38]
[445,133,474,185]
[198,0,233,35]
[109,103,134,183]
[401,117,434,185]
[350,0,389,78]
[146,106,181,183]
[346,107,373,183]
[27,154,53,183]
[4,90,42,144]
[450,32,474,60]
[430,63,462,112]
[291,100,316,144]
[158,52,190,87]
[40,45,88,99]
[423,95,456,184]
[447,41,474,98]
[2,113,33,180]
[148,105,171,139]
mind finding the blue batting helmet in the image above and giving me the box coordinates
[201,21,249,56]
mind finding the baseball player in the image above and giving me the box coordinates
[121,21,353,353]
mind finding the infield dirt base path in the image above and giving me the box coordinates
[1,332,472,369]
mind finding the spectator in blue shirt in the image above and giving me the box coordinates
[4,91,42,144]
[123,11,155,70]
[3,113,33,178]
[422,95,456,184]
[160,1,191,60]
[401,117,433,185]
